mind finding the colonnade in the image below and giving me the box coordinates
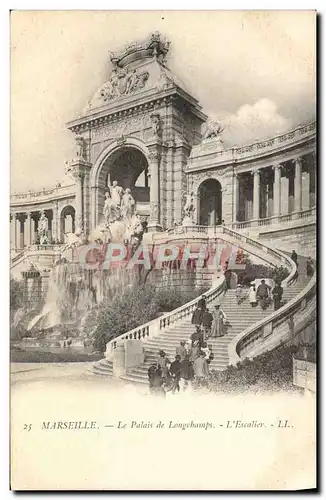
[10,207,76,250]
[234,152,316,223]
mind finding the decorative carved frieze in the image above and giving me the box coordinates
[98,66,149,103]
[91,114,152,142]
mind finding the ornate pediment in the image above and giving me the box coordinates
[110,32,170,68]
[98,67,150,103]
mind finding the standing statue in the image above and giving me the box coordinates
[184,192,195,217]
[121,188,136,221]
[150,113,162,137]
[75,136,88,160]
[125,69,138,94]
[109,180,123,207]
[103,181,124,227]
[182,191,196,226]
[38,210,48,245]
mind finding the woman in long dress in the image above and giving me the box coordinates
[210,304,227,338]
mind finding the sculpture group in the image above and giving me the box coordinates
[100,67,150,102]
[103,180,144,244]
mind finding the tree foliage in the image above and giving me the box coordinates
[193,343,315,394]
[89,283,209,353]
[10,279,25,312]
[237,256,289,286]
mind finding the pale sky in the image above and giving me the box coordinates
[10,10,316,192]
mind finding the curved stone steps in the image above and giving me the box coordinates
[91,251,312,383]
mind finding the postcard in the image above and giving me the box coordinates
[10,10,316,490]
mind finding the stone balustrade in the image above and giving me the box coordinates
[233,207,316,230]
[105,225,299,360]
[189,121,316,165]
[10,184,75,204]
[105,275,226,357]
[228,272,316,365]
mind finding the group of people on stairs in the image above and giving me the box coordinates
[147,295,223,397]
[147,253,315,397]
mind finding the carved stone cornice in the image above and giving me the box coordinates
[68,97,170,134]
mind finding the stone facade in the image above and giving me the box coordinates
[10,32,316,261]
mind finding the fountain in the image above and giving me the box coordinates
[14,180,145,353]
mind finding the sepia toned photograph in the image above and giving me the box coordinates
[10,10,316,490]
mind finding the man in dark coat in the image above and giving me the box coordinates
[272,282,284,311]
[198,295,206,311]
[202,307,213,337]
[148,363,165,397]
[179,354,194,391]
[291,250,298,267]
[191,328,204,348]
[306,257,314,277]
[169,355,182,394]
[256,279,271,310]
[191,305,203,326]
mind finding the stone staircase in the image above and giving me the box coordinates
[91,255,310,384]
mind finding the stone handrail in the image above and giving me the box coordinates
[105,224,298,359]
[105,275,226,357]
[233,207,316,230]
[212,225,297,287]
[228,272,316,365]
[11,249,26,264]
[167,225,209,235]
[10,184,75,203]
[29,244,64,252]
[165,224,297,286]
[189,121,316,164]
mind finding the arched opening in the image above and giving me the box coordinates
[60,205,75,242]
[198,179,222,226]
[97,146,149,223]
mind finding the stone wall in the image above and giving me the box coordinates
[258,222,316,257]
[151,267,214,293]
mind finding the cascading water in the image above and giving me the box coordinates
[24,210,146,342]
[26,259,96,334]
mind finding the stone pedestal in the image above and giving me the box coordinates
[182,216,196,226]
[125,340,145,371]
[112,343,126,377]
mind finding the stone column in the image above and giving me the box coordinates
[253,169,261,220]
[147,151,161,231]
[280,171,289,215]
[233,173,239,223]
[74,173,83,231]
[310,151,316,208]
[273,164,281,216]
[165,141,175,228]
[67,157,92,232]
[11,214,16,250]
[52,203,58,242]
[294,157,303,213]
[16,215,24,249]
[25,212,32,246]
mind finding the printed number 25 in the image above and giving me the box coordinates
[23,424,32,432]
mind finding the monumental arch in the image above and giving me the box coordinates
[66,32,207,233]
[10,32,316,258]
